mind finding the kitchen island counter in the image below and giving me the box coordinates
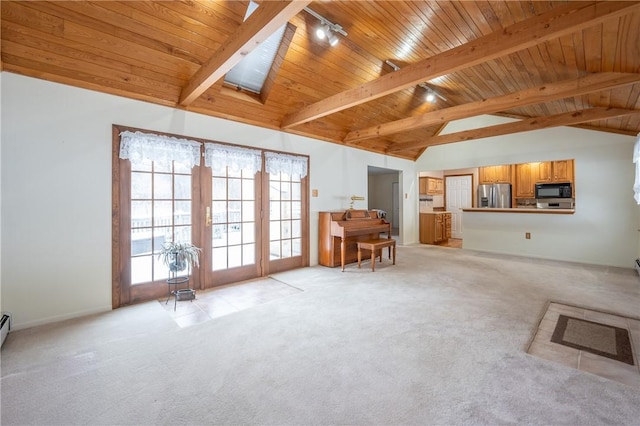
[463,208,575,214]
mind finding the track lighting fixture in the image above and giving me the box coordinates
[418,82,447,103]
[386,60,447,104]
[304,7,347,47]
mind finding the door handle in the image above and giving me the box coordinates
[206,206,212,227]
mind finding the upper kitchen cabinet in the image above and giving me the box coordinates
[536,160,574,183]
[515,163,539,198]
[419,177,443,195]
[479,165,512,184]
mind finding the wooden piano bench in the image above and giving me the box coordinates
[356,238,396,272]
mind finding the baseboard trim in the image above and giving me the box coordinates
[10,305,112,331]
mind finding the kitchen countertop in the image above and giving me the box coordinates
[462,208,575,214]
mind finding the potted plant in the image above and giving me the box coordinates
[158,241,202,275]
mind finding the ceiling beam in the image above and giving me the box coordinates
[179,1,310,106]
[280,1,640,129]
[344,72,640,144]
[386,108,640,153]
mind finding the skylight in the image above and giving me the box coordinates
[224,1,287,94]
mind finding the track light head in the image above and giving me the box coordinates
[425,91,436,103]
[304,7,346,48]
[316,24,330,40]
[328,32,339,46]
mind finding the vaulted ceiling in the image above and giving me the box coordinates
[2,1,640,160]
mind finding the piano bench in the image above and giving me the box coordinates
[356,238,396,272]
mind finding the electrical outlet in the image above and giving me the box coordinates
[525,232,531,239]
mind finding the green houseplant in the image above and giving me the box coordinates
[158,241,202,275]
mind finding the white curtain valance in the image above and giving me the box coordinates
[633,132,640,204]
[204,143,262,175]
[119,131,202,169]
[265,152,308,179]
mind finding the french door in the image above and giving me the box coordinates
[113,127,309,308]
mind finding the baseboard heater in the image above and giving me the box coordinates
[1,313,11,348]
[635,259,640,277]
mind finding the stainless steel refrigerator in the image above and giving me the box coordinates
[477,183,511,208]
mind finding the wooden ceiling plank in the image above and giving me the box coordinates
[281,1,640,129]
[179,1,310,106]
[388,107,640,152]
[1,19,187,88]
[2,53,180,105]
[344,72,640,143]
[0,1,64,37]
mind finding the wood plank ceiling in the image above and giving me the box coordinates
[2,1,639,161]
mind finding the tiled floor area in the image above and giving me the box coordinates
[440,238,462,248]
[528,302,640,388]
[158,277,302,328]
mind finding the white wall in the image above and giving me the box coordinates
[1,73,417,329]
[416,115,638,268]
[368,173,397,224]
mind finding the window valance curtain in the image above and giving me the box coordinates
[204,143,262,175]
[265,152,308,179]
[634,132,640,204]
[119,131,202,169]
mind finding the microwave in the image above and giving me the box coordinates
[535,182,572,199]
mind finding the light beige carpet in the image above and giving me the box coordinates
[2,246,640,425]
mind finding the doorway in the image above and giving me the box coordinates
[445,175,473,240]
[367,166,401,237]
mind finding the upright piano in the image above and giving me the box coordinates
[318,210,391,271]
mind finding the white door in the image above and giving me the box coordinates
[445,175,472,239]
[392,182,399,230]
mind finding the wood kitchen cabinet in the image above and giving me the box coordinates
[419,177,443,195]
[435,179,444,194]
[514,159,575,199]
[420,212,451,244]
[515,162,539,197]
[536,160,574,183]
[478,165,512,184]
[419,177,428,194]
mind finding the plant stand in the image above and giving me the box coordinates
[166,275,190,311]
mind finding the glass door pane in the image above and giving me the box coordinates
[268,170,304,272]
[205,164,261,287]
[130,159,193,285]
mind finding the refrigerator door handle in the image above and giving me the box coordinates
[490,185,497,208]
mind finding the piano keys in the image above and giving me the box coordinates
[318,210,392,270]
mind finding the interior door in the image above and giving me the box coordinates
[445,175,472,239]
